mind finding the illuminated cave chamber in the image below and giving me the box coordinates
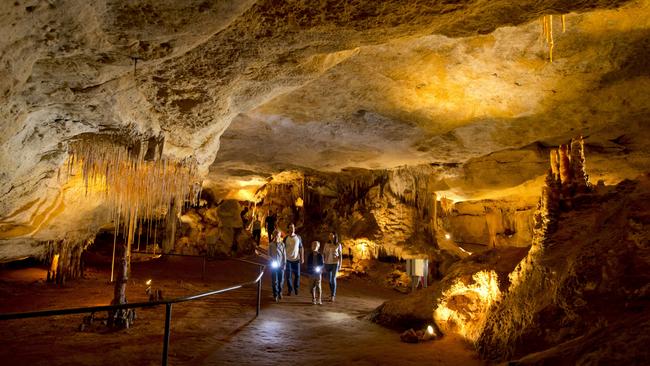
[1,0,649,364]
[369,138,650,363]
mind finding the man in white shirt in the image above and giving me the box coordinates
[283,223,304,296]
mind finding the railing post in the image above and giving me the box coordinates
[256,267,262,317]
[162,303,172,366]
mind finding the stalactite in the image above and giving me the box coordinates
[440,196,454,216]
[68,135,201,254]
[549,15,554,62]
[67,133,201,314]
[44,238,91,285]
[540,14,567,62]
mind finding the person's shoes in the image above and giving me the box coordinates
[318,299,323,305]
[286,291,292,296]
[312,298,317,305]
[279,293,283,299]
[274,296,279,303]
[331,296,336,303]
[295,290,299,295]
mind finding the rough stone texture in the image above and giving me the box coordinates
[445,198,537,248]
[177,199,254,257]
[368,246,530,331]
[1,0,650,263]
[369,164,650,364]
[477,176,650,364]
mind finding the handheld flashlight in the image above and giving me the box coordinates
[315,266,322,273]
[271,260,279,269]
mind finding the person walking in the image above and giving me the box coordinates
[323,232,342,302]
[284,223,304,296]
[268,229,286,302]
[252,216,262,245]
[265,208,278,242]
[307,241,324,305]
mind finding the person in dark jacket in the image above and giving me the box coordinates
[265,209,278,241]
[307,241,324,305]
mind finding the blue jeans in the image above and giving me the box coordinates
[271,268,284,298]
[325,263,339,297]
[285,260,300,294]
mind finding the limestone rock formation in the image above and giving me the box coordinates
[476,175,650,364]
[2,0,650,263]
[177,199,254,257]
[0,1,649,363]
[367,139,650,364]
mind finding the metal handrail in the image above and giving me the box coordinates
[0,259,266,366]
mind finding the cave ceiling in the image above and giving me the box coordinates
[1,0,649,259]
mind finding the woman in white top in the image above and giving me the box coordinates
[322,232,342,302]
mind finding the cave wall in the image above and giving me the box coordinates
[445,199,537,248]
[476,176,650,363]
[176,199,254,257]
[368,138,650,365]
[252,166,541,264]
[2,0,649,265]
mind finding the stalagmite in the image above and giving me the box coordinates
[550,149,560,181]
[570,136,590,192]
[558,144,572,185]
[485,209,501,248]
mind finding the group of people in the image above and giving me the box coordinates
[268,223,343,305]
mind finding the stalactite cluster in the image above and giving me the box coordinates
[64,132,201,325]
[67,134,202,257]
[388,167,439,235]
[333,170,387,217]
[541,14,567,62]
[44,238,92,285]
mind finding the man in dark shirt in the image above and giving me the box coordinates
[265,209,278,241]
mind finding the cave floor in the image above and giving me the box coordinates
[0,256,481,365]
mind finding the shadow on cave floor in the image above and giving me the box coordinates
[0,255,481,365]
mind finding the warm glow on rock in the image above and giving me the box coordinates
[433,270,501,342]
[228,188,257,202]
